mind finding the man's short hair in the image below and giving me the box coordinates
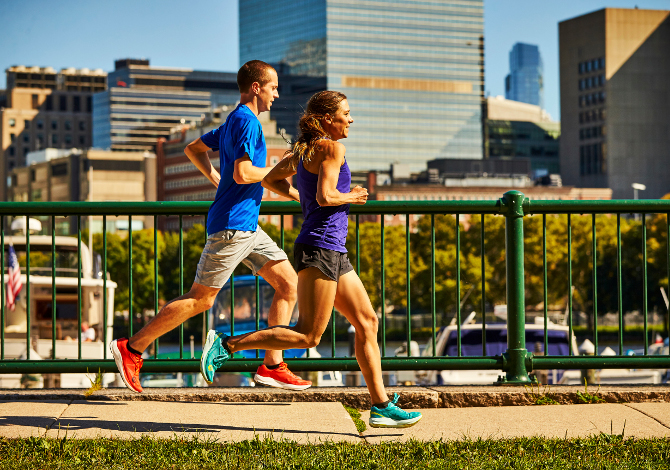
[237,60,276,93]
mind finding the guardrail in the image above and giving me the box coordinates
[1,191,669,384]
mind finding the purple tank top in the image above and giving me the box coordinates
[295,156,351,253]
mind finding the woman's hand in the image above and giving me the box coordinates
[349,185,368,205]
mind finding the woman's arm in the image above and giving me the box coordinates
[261,156,299,202]
[316,142,368,206]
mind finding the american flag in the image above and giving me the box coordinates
[7,245,22,311]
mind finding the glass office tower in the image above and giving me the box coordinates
[240,0,484,172]
[505,43,544,108]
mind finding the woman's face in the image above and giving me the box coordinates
[324,99,353,141]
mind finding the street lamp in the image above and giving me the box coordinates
[632,183,646,221]
[632,183,646,200]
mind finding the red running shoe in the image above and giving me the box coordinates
[110,338,143,393]
[254,362,312,391]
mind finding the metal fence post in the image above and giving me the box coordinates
[499,190,532,384]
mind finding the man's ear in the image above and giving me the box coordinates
[251,81,261,95]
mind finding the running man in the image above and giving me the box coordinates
[200,91,422,428]
[110,60,311,393]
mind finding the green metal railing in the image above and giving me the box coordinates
[1,191,669,383]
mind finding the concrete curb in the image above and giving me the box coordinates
[2,385,670,409]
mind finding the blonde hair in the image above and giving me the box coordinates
[287,91,347,170]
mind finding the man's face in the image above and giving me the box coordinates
[256,69,279,113]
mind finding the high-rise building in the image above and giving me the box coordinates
[505,43,544,108]
[92,59,319,153]
[92,59,240,152]
[486,96,559,176]
[239,0,485,172]
[1,65,107,200]
[559,8,670,199]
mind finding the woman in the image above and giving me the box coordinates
[201,91,421,428]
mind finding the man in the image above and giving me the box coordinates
[81,322,95,342]
[110,60,310,393]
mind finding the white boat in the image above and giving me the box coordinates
[2,235,117,388]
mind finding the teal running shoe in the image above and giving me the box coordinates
[200,330,230,384]
[369,393,422,428]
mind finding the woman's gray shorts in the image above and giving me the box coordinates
[194,226,288,288]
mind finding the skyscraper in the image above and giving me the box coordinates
[240,0,485,172]
[505,43,544,108]
[559,8,670,198]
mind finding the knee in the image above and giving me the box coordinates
[304,333,321,349]
[357,312,379,337]
[276,274,298,301]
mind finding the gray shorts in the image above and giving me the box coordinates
[194,226,288,288]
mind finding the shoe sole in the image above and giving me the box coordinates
[369,415,422,428]
[110,340,142,393]
[200,330,219,385]
[253,373,312,391]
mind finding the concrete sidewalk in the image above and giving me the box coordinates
[1,389,670,442]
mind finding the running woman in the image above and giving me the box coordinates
[110,60,311,393]
[200,91,422,428]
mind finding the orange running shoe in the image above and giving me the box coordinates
[110,338,143,393]
[254,362,312,391]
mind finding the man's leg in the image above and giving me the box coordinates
[129,282,220,353]
[256,259,298,366]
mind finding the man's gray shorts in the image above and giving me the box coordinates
[194,226,288,288]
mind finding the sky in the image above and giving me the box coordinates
[1,0,669,121]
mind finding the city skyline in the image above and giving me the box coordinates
[1,1,669,122]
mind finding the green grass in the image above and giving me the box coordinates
[577,379,606,404]
[2,435,670,469]
[343,403,367,433]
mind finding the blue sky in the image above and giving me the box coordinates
[1,0,668,120]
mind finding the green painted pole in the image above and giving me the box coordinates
[500,191,531,384]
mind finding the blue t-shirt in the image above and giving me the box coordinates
[200,104,266,234]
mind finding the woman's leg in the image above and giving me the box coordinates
[333,271,388,405]
[226,267,336,353]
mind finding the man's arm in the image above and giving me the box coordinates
[262,156,299,202]
[233,156,272,184]
[184,138,220,188]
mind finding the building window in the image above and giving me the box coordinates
[65,120,72,131]
[65,135,72,145]
[585,95,591,106]
[579,129,584,140]
[86,96,92,112]
[23,134,30,143]
[24,120,30,128]
[45,95,53,111]
[599,91,605,103]
[8,146,15,156]
[78,121,85,131]
[579,62,585,74]
[51,120,58,130]
[59,95,67,111]
[52,163,68,176]
[36,119,44,129]
[73,96,81,112]
[586,61,592,72]
[79,136,85,145]
[52,134,58,145]
[8,118,15,127]
[32,94,39,109]
[10,133,15,142]
[598,57,605,69]
[579,80,584,91]
[37,135,44,147]
[579,113,584,124]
